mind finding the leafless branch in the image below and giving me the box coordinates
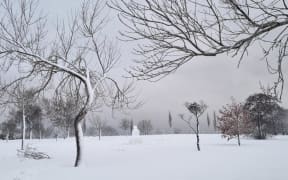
[110,0,288,99]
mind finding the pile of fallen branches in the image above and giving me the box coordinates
[17,144,50,160]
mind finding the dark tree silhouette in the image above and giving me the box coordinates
[168,111,173,128]
[243,93,282,139]
[180,101,207,151]
[0,117,17,141]
[138,120,153,135]
[45,95,80,139]
[119,118,132,135]
[213,111,218,131]
[206,113,211,127]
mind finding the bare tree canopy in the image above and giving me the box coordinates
[110,0,288,98]
[0,0,135,167]
[137,120,153,135]
[45,95,80,139]
[119,118,131,135]
[88,115,105,140]
[180,101,207,151]
[180,101,207,134]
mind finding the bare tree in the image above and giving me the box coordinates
[0,86,37,149]
[25,104,42,140]
[0,0,134,167]
[137,120,153,135]
[111,0,288,98]
[101,125,119,136]
[90,115,105,140]
[0,116,17,142]
[180,101,207,151]
[129,119,134,135]
[119,118,131,135]
[45,95,81,139]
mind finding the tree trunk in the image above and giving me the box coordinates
[6,129,9,142]
[66,127,70,139]
[196,117,200,151]
[196,134,200,151]
[98,127,101,141]
[74,76,94,167]
[272,119,277,135]
[257,117,263,139]
[236,118,241,146]
[29,129,33,140]
[29,123,33,140]
[74,109,88,167]
[38,123,42,140]
[21,103,26,150]
[39,130,42,140]
[237,133,241,146]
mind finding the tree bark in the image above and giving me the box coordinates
[21,103,26,150]
[196,117,200,151]
[256,115,263,139]
[196,134,200,151]
[236,118,241,146]
[29,123,33,140]
[237,133,241,146]
[74,109,87,167]
[66,126,70,139]
[39,130,42,140]
[98,127,101,141]
[29,129,33,140]
[272,119,277,135]
[6,129,9,142]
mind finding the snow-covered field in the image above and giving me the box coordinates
[0,134,287,180]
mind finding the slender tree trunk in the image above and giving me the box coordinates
[98,127,101,141]
[74,109,87,167]
[272,119,277,135]
[39,130,42,140]
[6,129,9,142]
[66,126,70,139]
[38,121,42,140]
[29,122,33,140]
[196,117,200,151]
[196,134,200,151]
[21,103,26,150]
[29,129,33,140]
[74,76,94,167]
[236,118,241,146]
[257,117,263,139]
[237,133,240,146]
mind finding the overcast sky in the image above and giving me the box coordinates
[2,0,288,131]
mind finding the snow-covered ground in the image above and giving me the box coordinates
[0,134,287,180]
